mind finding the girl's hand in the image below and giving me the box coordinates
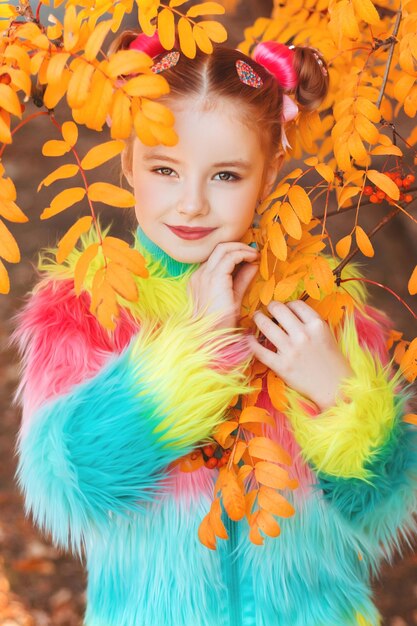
[250,300,354,412]
[187,242,259,330]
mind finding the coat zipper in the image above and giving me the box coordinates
[224,514,242,626]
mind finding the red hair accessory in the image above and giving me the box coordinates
[252,41,298,90]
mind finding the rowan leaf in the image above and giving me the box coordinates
[61,121,78,147]
[213,420,238,448]
[239,406,275,427]
[269,222,287,261]
[336,234,352,259]
[0,258,10,294]
[352,0,380,25]
[258,486,295,518]
[257,509,281,537]
[177,17,196,58]
[158,8,176,50]
[408,265,417,295]
[106,261,139,302]
[209,497,228,539]
[287,185,312,224]
[81,140,125,170]
[56,215,93,264]
[198,513,217,550]
[106,50,153,78]
[400,338,417,383]
[37,164,80,190]
[42,139,71,157]
[355,225,374,257]
[266,371,287,411]
[220,468,246,521]
[74,242,100,295]
[0,84,22,118]
[187,2,225,17]
[0,219,20,262]
[40,187,86,219]
[84,19,112,61]
[248,513,264,545]
[87,182,135,208]
[367,170,400,200]
[248,437,292,466]
[193,24,214,54]
[198,20,227,43]
[254,461,298,490]
[123,74,170,98]
[279,202,302,239]
[315,163,334,183]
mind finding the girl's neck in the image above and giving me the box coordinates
[135,225,199,278]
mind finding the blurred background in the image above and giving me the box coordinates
[1,1,416,624]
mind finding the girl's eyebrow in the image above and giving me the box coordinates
[143,154,252,170]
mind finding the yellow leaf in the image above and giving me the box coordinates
[209,497,228,539]
[394,74,415,103]
[0,219,20,262]
[336,234,352,258]
[248,512,264,545]
[186,1,225,17]
[274,274,302,301]
[279,202,302,239]
[0,258,10,294]
[0,84,22,118]
[258,486,295,518]
[42,139,71,157]
[269,222,287,261]
[106,261,139,301]
[356,97,381,123]
[178,17,196,58]
[260,275,275,305]
[0,198,28,223]
[352,0,380,24]
[370,145,403,157]
[404,413,417,426]
[74,242,100,295]
[63,4,80,51]
[87,182,135,207]
[239,406,275,427]
[311,256,334,294]
[315,163,334,183]
[367,170,400,200]
[260,241,269,280]
[37,164,79,190]
[348,131,368,162]
[57,215,93,264]
[0,109,11,144]
[158,7,176,50]
[81,140,125,170]
[408,265,417,295]
[40,187,86,219]
[67,59,95,109]
[106,50,153,78]
[123,73,170,98]
[254,461,298,490]
[266,371,287,411]
[287,186,312,224]
[355,225,374,257]
[4,44,30,74]
[43,68,71,109]
[400,338,417,383]
[198,19,227,43]
[304,156,319,166]
[354,114,378,144]
[84,19,112,61]
[220,468,246,521]
[141,98,175,126]
[61,121,78,147]
[248,437,292,465]
[193,24,214,54]
[337,186,361,208]
[109,90,132,139]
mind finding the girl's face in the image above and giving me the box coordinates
[122,98,280,263]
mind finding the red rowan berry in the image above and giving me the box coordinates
[363,186,373,196]
[217,457,228,468]
[370,194,379,203]
[203,444,215,458]
[395,177,403,187]
[376,190,386,200]
[405,194,413,203]
[205,457,218,469]
[405,174,415,184]
[402,179,411,189]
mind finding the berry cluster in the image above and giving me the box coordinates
[364,172,415,204]
[191,443,232,469]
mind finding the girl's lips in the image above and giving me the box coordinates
[166,225,216,240]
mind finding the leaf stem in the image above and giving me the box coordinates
[340,277,417,321]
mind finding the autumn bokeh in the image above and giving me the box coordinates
[1,0,417,623]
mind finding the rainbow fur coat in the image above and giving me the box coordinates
[11,224,417,626]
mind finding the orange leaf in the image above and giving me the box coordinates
[404,413,417,426]
[0,197,28,223]
[0,258,10,294]
[102,237,148,277]
[267,371,287,411]
[56,215,93,264]
[198,20,227,43]
[245,489,258,519]
[287,185,312,224]
[209,497,228,539]
[258,486,295,518]
[0,84,22,118]
[74,243,100,295]
[106,261,138,302]
[220,468,246,521]
[259,274,275,306]
[248,437,292,466]
[355,225,374,257]
[239,406,275,427]
[237,464,254,487]
[254,461,298,490]
[178,17,196,58]
[37,164,80,190]
[336,234,352,259]
[158,7,176,50]
[87,182,135,208]
[61,121,78,147]
[198,513,217,550]
[367,170,400,200]
[40,187,86,219]
[81,140,125,170]
[408,265,417,295]
[0,219,20,262]
[269,221,287,261]
[248,513,264,545]
[186,2,225,17]
[42,139,71,157]
[257,509,281,537]
[213,420,238,448]
[233,440,248,465]
[400,338,417,383]
[279,202,302,239]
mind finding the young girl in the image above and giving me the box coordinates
[11,27,417,626]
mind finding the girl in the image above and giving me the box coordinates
[11,27,417,626]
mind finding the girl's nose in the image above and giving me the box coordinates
[177,185,210,216]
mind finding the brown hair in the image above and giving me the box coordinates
[108,30,329,181]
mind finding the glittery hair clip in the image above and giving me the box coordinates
[235,59,264,88]
[151,50,180,74]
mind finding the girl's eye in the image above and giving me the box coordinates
[215,171,240,182]
[153,167,175,176]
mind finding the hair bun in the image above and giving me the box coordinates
[252,41,298,91]
[128,31,165,59]
[291,46,329,110]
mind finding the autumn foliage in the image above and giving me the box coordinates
[1,0,417,549]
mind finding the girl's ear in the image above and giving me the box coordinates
[259,150,285,202]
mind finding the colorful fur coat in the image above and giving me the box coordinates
[10,224,417,626]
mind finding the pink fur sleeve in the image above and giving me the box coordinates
[10,279,139,436]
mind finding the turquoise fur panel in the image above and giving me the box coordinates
[314,391,417,566]
[81,493,383,626]
[16,342,193,556]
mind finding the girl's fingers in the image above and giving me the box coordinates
[286,300,324,323]
[206,243,258,273]
[248,334,282,371]
[253,311,288,351]
[266,301,303,336]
